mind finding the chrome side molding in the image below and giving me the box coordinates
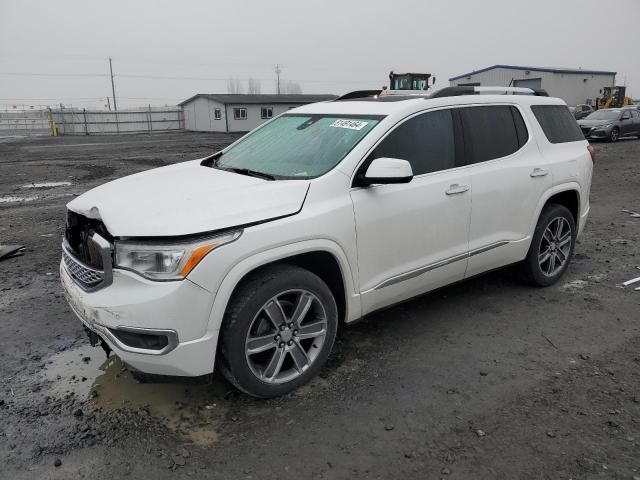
[372,240,513,291]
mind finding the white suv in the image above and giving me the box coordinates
[61,87,594,398]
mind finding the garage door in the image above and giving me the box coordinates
[513,78,542,89]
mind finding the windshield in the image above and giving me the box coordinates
[214,114,383,179]
[585,110,621,120]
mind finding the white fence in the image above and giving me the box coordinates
[51,107,184,135]
[0,105,52,137]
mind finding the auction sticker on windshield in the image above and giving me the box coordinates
[330,119,369,130]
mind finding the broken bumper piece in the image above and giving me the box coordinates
[60,260,218,377]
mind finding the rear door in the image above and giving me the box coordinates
[461,104,552,277]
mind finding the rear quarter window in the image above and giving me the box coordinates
[531,105,584,143]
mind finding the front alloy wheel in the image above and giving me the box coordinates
[220,265,338,398]
[609,127,619,142]
[245,290,328,384]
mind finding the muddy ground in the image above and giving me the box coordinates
[1,132,639,480]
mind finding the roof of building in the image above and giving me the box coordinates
[178,93,337,106]
[448,64,617,81]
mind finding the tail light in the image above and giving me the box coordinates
[587,144,596,164]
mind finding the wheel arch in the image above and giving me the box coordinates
[206,240,360,343]
[530,184,582,239]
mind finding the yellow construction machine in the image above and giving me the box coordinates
[387,71,435,92]
[596,86,633,109]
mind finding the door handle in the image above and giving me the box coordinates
[445,184,469,195]
[530,167,549,178]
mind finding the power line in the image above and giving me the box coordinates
[0,71,381,83]
[0,72,107,77]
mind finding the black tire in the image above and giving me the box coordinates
[609,127,620,142]
[519,203,576,287]
[219,264,338,398]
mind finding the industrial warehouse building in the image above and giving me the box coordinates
[449,65,616,106]
[179,94,336,133]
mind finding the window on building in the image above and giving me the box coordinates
[459,105,526,164]
[233,108,247,120]
[369,109,455,175]
[214,108,222,120]
[261,107,273,119]
[531,105,584,144]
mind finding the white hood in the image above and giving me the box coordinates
[67,160,310,237]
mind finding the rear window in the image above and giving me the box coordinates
[531,105,584,143]
[459,105,528,164]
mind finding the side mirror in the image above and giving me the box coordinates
[358,157,413,186]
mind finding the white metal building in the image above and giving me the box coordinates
[449,65,616,106]
[179,94,337,133]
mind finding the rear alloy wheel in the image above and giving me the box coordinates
[538,217,572,277]
[519,203,576,287]
[219,265,338,398]
[609,127,620,142]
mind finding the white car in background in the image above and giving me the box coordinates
[61,86,594,398]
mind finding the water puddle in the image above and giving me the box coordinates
[562,279,589,291]
[0,195,39,203]
[40,345,233,446]
[0,192,75,204]
[21,181,73,189]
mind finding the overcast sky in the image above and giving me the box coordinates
[1,0,639,109]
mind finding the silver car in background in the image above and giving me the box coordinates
[577,108,640,142]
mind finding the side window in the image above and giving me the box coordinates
[531,105,584,143]
[233,107,247,120]
[369,109,455,175]
[460,105,525,164]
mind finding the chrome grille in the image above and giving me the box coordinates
[62,247,104,288]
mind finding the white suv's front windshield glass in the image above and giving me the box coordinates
[216,114,383,179]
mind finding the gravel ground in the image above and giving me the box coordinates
[1,132,639,480]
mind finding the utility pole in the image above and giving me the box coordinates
[109,57,118,111]
[274,64,282,95]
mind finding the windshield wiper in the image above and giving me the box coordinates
[220,167,277,181]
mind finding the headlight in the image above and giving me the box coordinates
[114,230,241,280]
[595,123,612,129]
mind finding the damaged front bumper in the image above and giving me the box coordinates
[60,259,218,377]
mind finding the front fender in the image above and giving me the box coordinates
[204,238,361,340]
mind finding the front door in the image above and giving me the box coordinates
[350,108,472,314]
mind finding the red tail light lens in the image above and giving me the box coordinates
[587,144,596,164]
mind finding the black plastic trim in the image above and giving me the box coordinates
[356,175,413,187]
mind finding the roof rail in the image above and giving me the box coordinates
[335,89,382,101]
[430,86,549,98]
